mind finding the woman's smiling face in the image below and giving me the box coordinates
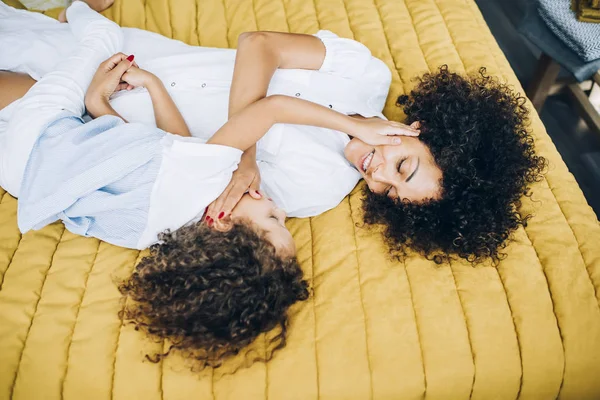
[344,137,443,201]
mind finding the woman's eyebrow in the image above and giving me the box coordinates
[406,158,420,182]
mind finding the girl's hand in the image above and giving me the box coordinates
[85,53,136,118]
[121,67,158,88]
[350,117,420,146]
[205,151,262,224]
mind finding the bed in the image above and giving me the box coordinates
[1,0,600,398]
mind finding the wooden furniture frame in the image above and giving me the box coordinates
[527,53,600,136]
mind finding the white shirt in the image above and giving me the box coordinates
[0,5,392,217]
[140,136,243,248]
[2,2,245,250]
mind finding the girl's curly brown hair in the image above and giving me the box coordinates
[118,221,309,369]
[363,65,547,264]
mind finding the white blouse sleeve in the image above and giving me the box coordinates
[66,1,123,48]
[314,30,392,115]
[315,30,373,79]
[138,135,242,248]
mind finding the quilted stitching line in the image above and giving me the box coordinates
[9,226,66,399]
[110,250,142,400]
[402,0,431,73]
[431,0,467,72]
[447,262,476,399]
[541,194,600,310]
[310,0,321,30]
[110,300,126,399]
[250,0,259,31]
[194,0,201,45]
[0,234,21,291]
[264,333,269,400]
[370,0,407,93]
[339,0,357,39]
[402,263,428,398]
[278,0,291,32]
[347,199,374,399]
[221,0,230,48]
[118,0,123,26]
[210,369,216,400]
[0,194,22,291]
[515,227,565,399]
[494,267,524,399]
[466,2,598,305]
[308,217,321,399]
[159,341,165,400]
[59,239,102,397]
[143,0,148,31]
[166,0,173,38]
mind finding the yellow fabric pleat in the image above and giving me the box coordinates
[1,0,600,399]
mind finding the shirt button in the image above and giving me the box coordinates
[171,82,176,87]
[202,83,207,88]
[295,92,301,97]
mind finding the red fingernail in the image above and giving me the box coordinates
[205,215,210,222]
[127,55,135,62]
[218,212,224,219]
[208,219,214,227]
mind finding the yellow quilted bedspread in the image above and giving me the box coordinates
[2,0,600,399]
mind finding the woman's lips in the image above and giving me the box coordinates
[359,150,375,173]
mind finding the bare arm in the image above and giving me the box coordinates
[209,95,407,151]
[146,77,191,137]
[228,31,326,118]
[205,32,329,222]
[121,67,191,137]
[228,32,326,155]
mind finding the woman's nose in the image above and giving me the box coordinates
[372,164,394,185]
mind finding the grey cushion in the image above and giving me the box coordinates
[538,0,600,62]
[519,2,600,81]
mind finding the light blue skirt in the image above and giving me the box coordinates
[18,114,166,249]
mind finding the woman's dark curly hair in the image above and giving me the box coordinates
[363,65,547,263]
[118,221,309,370]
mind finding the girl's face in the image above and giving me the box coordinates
[344,137,443,202]
[230,194,296,256]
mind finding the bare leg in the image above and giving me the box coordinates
[58,0,115,22]
[0,71,35,111]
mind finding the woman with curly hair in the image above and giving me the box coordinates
[351,66,547,263]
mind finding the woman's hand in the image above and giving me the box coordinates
[85,53,136,118]
[349,117,420,146]
[205,150,262,224]
[121,67,158,88]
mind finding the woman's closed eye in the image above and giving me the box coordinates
[397,156,408,174]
